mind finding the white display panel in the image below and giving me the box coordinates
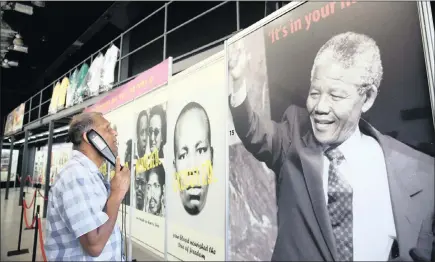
[1,149,19,182]
[33,143,73,185]
[165,52,227,261]
[130,87,168,257]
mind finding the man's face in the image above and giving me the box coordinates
[306,62,369,146]
[149,114,162,154]
[135,172,146,211]
[174,109,212,215]
[137,115,148,157]
[146,171,162,215]
[93,115,118,156]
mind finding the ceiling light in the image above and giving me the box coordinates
[8,34,28,53]
[31,1,45,8]
[2,59,18,68]
[2,60,10,68]
[13,3,33,15]
[9,44,28,53]
[13,34,23,46]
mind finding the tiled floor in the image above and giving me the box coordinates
[0,187,163,261]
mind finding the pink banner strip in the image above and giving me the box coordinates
[86,59,169,114]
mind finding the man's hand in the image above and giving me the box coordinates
[110,157,131,200]
[228,40,250,94]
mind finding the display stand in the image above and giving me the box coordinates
[31,205,40,262]
[7,192,30,256]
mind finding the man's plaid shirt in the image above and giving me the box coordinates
[45,150,123,261]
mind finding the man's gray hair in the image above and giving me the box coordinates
[311,32,383,90]
[68,112,102,150]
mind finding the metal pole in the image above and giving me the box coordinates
[117,34,124,82]
[28,189,37,229]
[43,121,54,218]
[5,136,15,200]
[29,98,32,123]
[18,192,25,250]
[19,130,29,207]
[0,136,3,181]
[163,4,168,60]
[7,192,30,256]
[128,147,134,261]
[31,205,40,262]
[38,91,42,119]
[236,1,240,31]
[264,0,267,17]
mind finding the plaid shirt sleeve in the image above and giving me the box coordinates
[58,166,109,239]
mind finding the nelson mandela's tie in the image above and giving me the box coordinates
[325,147,353,261]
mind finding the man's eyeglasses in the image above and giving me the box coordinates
[149,127,160,137]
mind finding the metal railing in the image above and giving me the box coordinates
[16,0,248,131]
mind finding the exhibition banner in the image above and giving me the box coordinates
[33,150,47,184]
[1,149,19,182]
[48,143,73,185]
[34,143,73,186]
[129,88,168,257]
[165,53,227,261]
[86,59,171,115]
[4,103,25,136]
[227,1,434,261]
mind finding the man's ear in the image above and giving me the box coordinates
[361,84,378,113]
[82,132,89,144]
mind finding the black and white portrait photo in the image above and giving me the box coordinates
[228,2,434,262]
[133,102,167,216]
[166,55,227,261]
[135,104,167,159]
[143,164,165,216]
[135,170,147,211]
[136,110,149,159]
[173,102,214,216]
[150,105,167,159]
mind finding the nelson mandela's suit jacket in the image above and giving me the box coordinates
[230,99,434,261]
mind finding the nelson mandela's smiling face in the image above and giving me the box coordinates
[306,62,368,146]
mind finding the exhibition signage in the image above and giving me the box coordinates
[4,103,25,136]
[226,1,435,261]
[86,59,171,114]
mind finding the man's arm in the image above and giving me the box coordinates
[229,78,292,171]
[78,192,123,257]
[409,212,434,262]
[79,157,130,257]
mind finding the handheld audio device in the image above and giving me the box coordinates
[86,129,121,169]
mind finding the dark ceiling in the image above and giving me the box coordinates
[1,1,115,123]
[0,0,274,130]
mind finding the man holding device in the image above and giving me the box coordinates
[45,112,131,261]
